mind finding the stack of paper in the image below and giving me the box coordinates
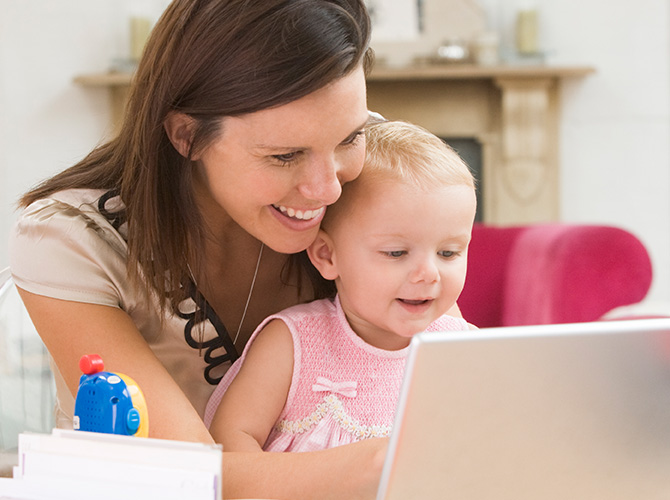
[0,429,222,500]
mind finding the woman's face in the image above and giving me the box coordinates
[194,66,369,254]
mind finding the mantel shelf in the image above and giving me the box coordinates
[73,72,134,87]
[367,63,595,81]
[73,64,595,88]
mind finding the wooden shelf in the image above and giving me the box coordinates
[73,72,134,87]
[74,64,595,88]
[369,63,595,81]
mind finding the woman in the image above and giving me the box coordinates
[11,0,386,497]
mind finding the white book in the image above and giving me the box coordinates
[17,429,222,473]
[1,429,222,500]
[1,474,213,500]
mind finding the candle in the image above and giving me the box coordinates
[130,16,152,61]
[516,8,538,54]
[473,32,500,66]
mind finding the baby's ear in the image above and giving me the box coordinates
[307,230,339,280]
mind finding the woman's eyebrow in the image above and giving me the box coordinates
[253,118,370,151]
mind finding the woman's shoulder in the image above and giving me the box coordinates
[44,188,111,208]
[21,187,119,216]
[10,188,129,306]
[16,188,126,244]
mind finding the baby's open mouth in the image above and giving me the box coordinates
[398,298,432,306]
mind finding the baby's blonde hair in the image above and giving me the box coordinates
[323,119,475,228]
[362,119,475,189]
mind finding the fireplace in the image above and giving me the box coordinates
[444,137,483,223]
[365,64,593,225]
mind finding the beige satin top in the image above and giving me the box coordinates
[9,189,229,428]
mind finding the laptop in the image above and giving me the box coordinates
[377,318,670,500]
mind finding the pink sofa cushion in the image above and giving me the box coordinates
[459,225,525,327]
[459,224,653,328]
[502,224,652,326]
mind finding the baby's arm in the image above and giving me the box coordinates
[209,319,294,452]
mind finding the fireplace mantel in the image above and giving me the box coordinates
[74,63,594,225]
[368,63,593,81]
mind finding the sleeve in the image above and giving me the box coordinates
[428,314,470,332]
[8,197,129,308]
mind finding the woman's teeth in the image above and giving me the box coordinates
[275,205,324,221]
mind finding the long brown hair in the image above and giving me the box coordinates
[20,0,372,312]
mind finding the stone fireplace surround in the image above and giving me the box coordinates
[366,63,593,224]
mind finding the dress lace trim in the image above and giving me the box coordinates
[177,284,239,385]
[274,394,393,440]
[97,189,126,231]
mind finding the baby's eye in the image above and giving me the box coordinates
[439,250,459,258]
[384,250,406,258]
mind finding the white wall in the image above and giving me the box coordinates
[1,0,669,306]
[544,0,670,306]
[0,1,119,270]
[0,0,168,267]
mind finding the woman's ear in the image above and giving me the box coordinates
[306,230,339,281]
[164,112,197,159]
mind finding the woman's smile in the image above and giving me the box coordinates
[272,204,326,222]
[269,203,327,232]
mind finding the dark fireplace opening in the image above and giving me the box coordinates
[443,137,483,223]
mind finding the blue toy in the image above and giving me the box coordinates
[73,354,149,437]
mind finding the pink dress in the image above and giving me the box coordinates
[204,296,468,452]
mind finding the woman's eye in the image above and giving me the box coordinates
[342,130,365,146]
[272,152,299,165]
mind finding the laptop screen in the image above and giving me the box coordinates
[377,318,670,500]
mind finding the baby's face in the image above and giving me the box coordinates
[327,178,477,350]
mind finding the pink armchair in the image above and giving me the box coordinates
[459,224,653,328]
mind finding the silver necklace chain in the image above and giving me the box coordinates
[233,242,264,346]
[186,242,264,347]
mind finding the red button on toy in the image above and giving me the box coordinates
[79,354,104,375]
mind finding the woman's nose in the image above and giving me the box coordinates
[298,157,343,205]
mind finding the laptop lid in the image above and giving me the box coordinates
[377,318,670,500]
